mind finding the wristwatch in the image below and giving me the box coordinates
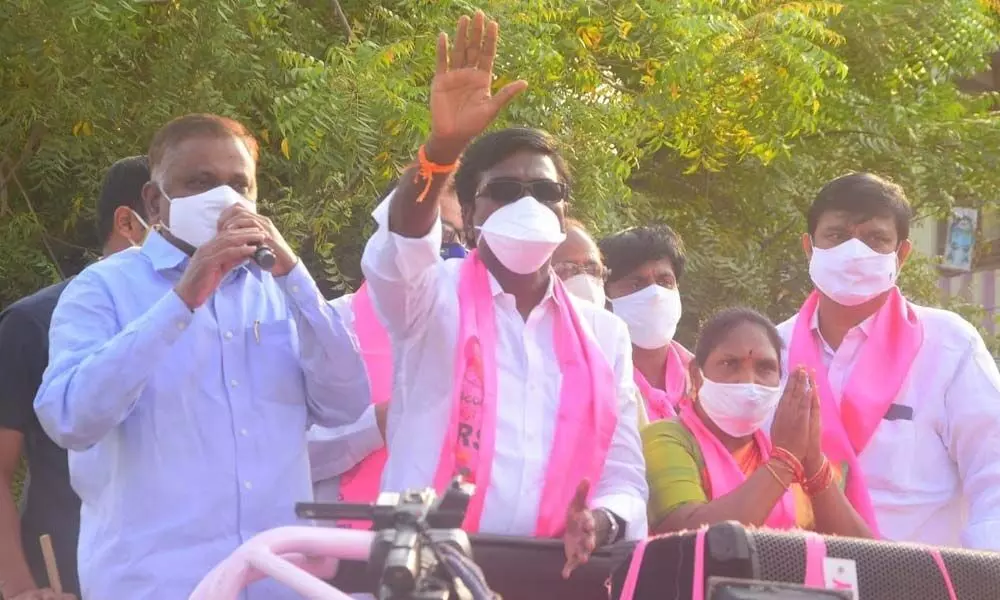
[595,507,622,545]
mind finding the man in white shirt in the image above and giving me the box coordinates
[360,11,647,577]
[308,183,467,504]
[777,172,1000,550]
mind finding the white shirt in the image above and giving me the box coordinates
[777,301,1000,550]
[360,196,649,540]
[307,294,384,503]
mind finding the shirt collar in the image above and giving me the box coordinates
[486,268,562,309]
[809,295,899,349]
[141,229,188,272]
[140,229,262,280]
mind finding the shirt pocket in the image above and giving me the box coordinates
[862,418,917,492]
[248,319,307,405]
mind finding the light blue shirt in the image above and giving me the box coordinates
[308,294,386,503]
[34,231,370,600]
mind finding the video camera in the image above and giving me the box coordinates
[296,478,498,600]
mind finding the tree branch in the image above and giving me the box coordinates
[330,0,353,41]
[10,171,66,280]
[0,123,47,215]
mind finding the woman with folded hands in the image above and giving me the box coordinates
[642,307,873,537]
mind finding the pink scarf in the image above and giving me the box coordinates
[336,284,391,521]
[677,400,798,529]
[786,287,923,536]
[634,341,692,421]
[432,250,618,536]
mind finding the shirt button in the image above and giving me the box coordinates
[291,285,300,294]
[176,321,187,331]
[240,428,248,437]
[244,481,253,490]
[224,331,233,340]
[230,379,239,388]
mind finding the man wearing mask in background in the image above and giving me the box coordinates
[600,225,692,422]
[34,114,369,599]
[551,218,608,308]
[308,177,467,508]
[552,219,651,428]
[0,156,150,600]
[777,172,1000,549]
[361,12,647,579]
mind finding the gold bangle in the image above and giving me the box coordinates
[764,462,791,489]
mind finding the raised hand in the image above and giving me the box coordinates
[427,11,528,163]
[769,366,812,464]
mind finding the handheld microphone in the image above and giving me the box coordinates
[253,245,276,271]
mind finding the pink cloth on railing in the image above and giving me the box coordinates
[803,532,827,588]
[618,528,708,600]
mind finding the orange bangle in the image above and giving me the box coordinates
[804,458,834,496]
[413,144,458,203]
[771,447,805,483]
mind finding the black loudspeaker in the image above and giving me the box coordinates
[610,522,1000,600]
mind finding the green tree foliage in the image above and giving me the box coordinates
[2,0,999,351]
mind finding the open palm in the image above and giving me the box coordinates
[430,12,527,145]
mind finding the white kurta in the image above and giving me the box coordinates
[360,195,649,540]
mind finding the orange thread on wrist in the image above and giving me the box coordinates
[413,144,458,203]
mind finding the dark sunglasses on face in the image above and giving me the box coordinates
[477,178,569,205]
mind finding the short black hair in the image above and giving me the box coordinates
[600,224,686,284]
[807,172,912,240]
[453,127,572,209]
[96,155,150,243]
[694,307,784,370]
[148,113,259,174]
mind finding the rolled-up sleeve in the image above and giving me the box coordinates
[360,193,445,340]
[944,334,1000,550]
[277,263,370,428]
[591,317,650,540]
[34,271,193,450]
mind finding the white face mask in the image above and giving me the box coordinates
[698,376,781,438]
[478,196,566,275]
[809,238,899,307]
[610,284,682,350]
[162,184,253,248]
[562,273,606,307]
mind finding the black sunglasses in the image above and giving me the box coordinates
[477,178,569,205]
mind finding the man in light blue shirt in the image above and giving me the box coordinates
[34,114,370,599]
